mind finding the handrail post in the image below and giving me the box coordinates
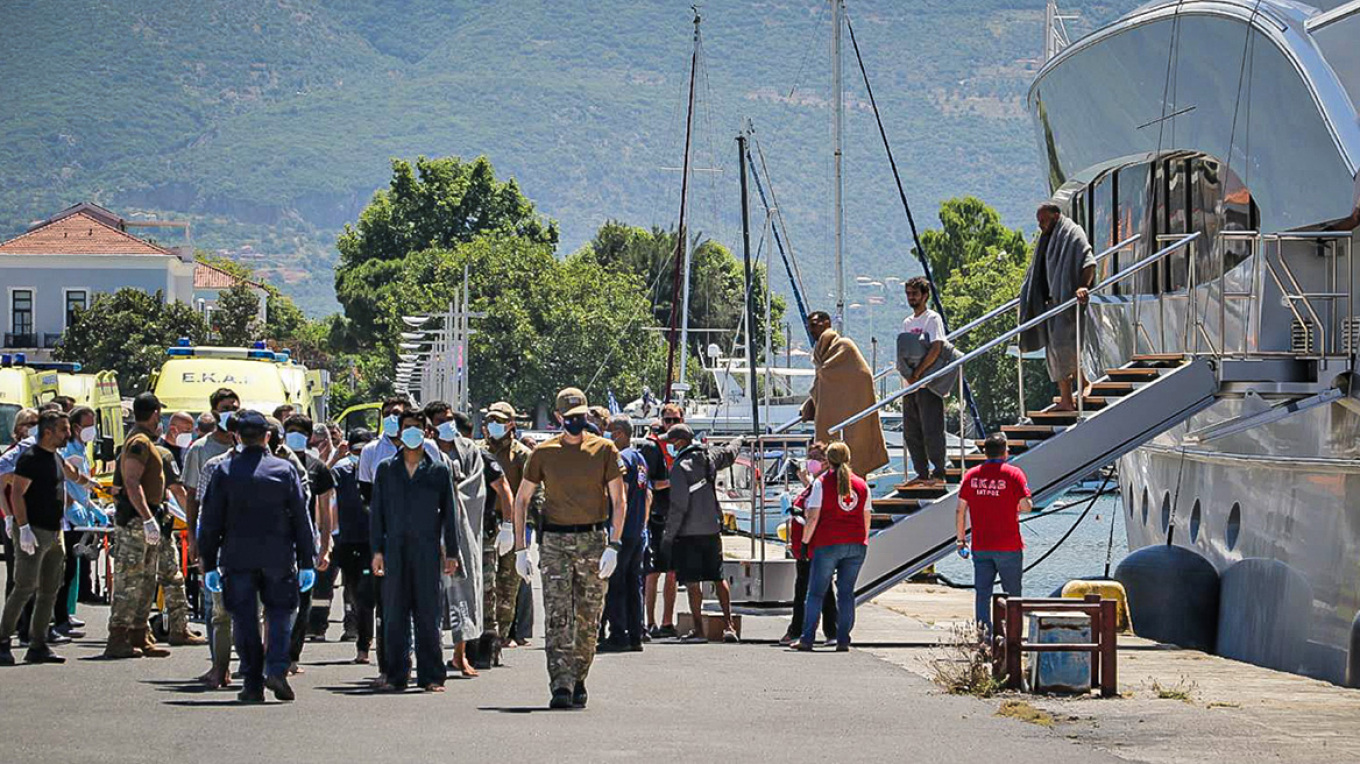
[1076,299,1084,419]
[1016,304,1025,421]
[958,369,966,468]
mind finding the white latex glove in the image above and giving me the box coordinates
[3,514,13,538]
[495,522,515,556]
[515,549,534,583]
[598,546,618,580]
[143,518,162,546]
[18,523,37,555]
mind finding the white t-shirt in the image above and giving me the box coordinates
[901,309,946,345]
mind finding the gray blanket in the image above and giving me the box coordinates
[442,444,484,642]
[897,331,962,398]
[1019,214,1095,382]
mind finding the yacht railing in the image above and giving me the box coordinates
[830,232,1202,436]
[771,233,1140,435]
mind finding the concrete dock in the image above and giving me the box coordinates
[3,568,1359,763]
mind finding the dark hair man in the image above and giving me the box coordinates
[801,310,889,477]
[0,410,72,664]
[332,428,377,664]
[479,401,540,654]
[272,404,296,424]
[662,424,740,643]
[899,276,950,487]
[284,413,336,665]
[51,396,75,413]
[956,432,1033,633]
[370,409,460,692]
[512,387,627,709]
[199,410,316,703]
[600,414,651,652]
[638,402,683,639]
[358,396,438,498]
[182,388,240,684]
[1020,201,1096,412]
[104,392,173,660]
[424,400,499,674]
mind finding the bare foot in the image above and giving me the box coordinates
[1052,401,1076,412]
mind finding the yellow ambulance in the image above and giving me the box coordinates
[148,341,328,422]
[0,354,60,446]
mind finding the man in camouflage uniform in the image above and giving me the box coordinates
[154,447,205,646]
[513,388,627,710]
[104,393,173,659]
[480,402,539,651]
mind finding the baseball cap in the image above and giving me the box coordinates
[664,423,695,443]
[233,409,268,436]
[486,401,516,422]
[555,387,589,417]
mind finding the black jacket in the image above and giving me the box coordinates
[199,446,316,572]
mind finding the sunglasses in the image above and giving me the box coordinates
[662,417,682,425]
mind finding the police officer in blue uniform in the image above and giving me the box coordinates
[198,410,316,704]
[370,409,461,692]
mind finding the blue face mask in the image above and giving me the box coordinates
[400,427,424,450]
[285,432,308,452]
[382,414,400,438]
[665,442,678,457]
[436,421,457,442]
[562,415,587,436]
[216,410,233,431]
[486,421,508,440]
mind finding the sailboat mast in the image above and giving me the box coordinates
[664,7,702,401]
[832,0,845,332]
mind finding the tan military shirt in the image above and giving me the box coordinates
[523,433,622,525]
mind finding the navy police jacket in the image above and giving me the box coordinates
[199,446,316,572]
[370,451,459,559]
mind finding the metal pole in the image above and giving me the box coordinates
[832,0,845,332]
[1076,301,1084,419]
[664,8,702,400]
[958,369,966,469]
[739,132,760,440]
[1016,305,1025,418]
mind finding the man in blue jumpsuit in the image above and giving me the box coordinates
[371,409,461,692]
[198,410,316,704]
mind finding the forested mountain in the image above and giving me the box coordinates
[0,0,1137,318]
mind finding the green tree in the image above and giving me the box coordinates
[917,197,1048,429]
[56,289,209,390]
[576,221,787,367]
[335,155,559,346]
[212,283,261,346]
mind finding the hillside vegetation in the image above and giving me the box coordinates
[0,0,1137,319]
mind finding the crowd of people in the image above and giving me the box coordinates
[0,219,1083,701]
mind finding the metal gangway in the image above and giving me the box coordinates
[723,227,1355,605]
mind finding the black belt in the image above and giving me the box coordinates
[541,521,607,534]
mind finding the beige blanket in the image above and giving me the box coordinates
[801,329,890,476]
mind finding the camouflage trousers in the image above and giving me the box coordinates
[109,523,190,632]
[481,541,521,640]
[540,529,609,692]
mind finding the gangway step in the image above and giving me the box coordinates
[1001,424,1059,440]
[1052,395,1111,409]
[1106,367,1164,381]
[892,484,950,500]
[972,438,1032,453]
[875,496,924,513]
[1028,410,1081,425]
[1087,380,1137,396]
[1130,353,1188,366]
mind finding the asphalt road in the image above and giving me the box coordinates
[0,591,1125,764]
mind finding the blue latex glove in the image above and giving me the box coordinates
[298,568,316,592]
[204,570,223,593]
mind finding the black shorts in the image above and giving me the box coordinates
[644,522,672,574]
[672,534,724,584]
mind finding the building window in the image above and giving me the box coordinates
[65,290,87,329]
[11,290,32,336]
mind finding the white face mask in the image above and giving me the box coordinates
[486,421,508,440]
[382,414,401,438]
[174,431,193,448]
[400,427,424,450]
[285,432,309,452]
[79,426,98,444]
[436,421,458,442]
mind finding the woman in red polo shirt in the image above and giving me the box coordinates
[791,442,871,652]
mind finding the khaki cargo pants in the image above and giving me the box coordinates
[540,529,608,693]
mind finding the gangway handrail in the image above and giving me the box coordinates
[830,232,1201,435]
[942,233,1140,344]
[770,234,1140,437]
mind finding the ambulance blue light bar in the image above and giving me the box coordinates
[165,346,277,361]
[25,361,82,373]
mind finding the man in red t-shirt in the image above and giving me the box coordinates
[956,432,1033,631]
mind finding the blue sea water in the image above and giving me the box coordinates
[933,491,1129,597]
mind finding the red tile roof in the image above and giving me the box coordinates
[0,212,174,256]
[194,261,263,290]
